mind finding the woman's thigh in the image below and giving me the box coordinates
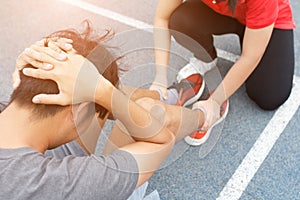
[169,0,244,60]
[170,0,242,35]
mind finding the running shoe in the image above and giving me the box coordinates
[184,98,229,146]
[168,73,205,106]
[177,57,217,82]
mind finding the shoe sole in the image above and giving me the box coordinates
[184,100,229,146]
[182,80,205,107]
[184,128,211,146]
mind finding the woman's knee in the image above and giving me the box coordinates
[255,97,288,110]
[246,86,292,110]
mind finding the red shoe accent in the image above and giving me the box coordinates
[169,73,205,107]
[189,130,207,139]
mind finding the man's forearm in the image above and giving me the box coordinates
[95,78,171,143]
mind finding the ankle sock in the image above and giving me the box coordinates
[157,89,178,105]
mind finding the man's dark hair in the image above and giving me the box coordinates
[10,20,119,119]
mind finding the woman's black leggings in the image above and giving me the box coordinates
[169,0,295,110]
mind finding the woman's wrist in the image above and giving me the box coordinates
[154,65,168,87]
[209,90,225,107]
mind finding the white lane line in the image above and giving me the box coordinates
[57,1,300,198]
[217,75,300,200]
[59,0,152,29]
[58,0,239,63]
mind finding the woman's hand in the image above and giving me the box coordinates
[149,81,168,100]
[149,69,168,99]
[12,37,73,89]
[192,98,221,131]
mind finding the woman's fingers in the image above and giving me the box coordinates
[150,83,168,100]
[192,99,220,131]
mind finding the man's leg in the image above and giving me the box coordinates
[103,86,160,154]
[118,84,160,102]
[103,96,204,155]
